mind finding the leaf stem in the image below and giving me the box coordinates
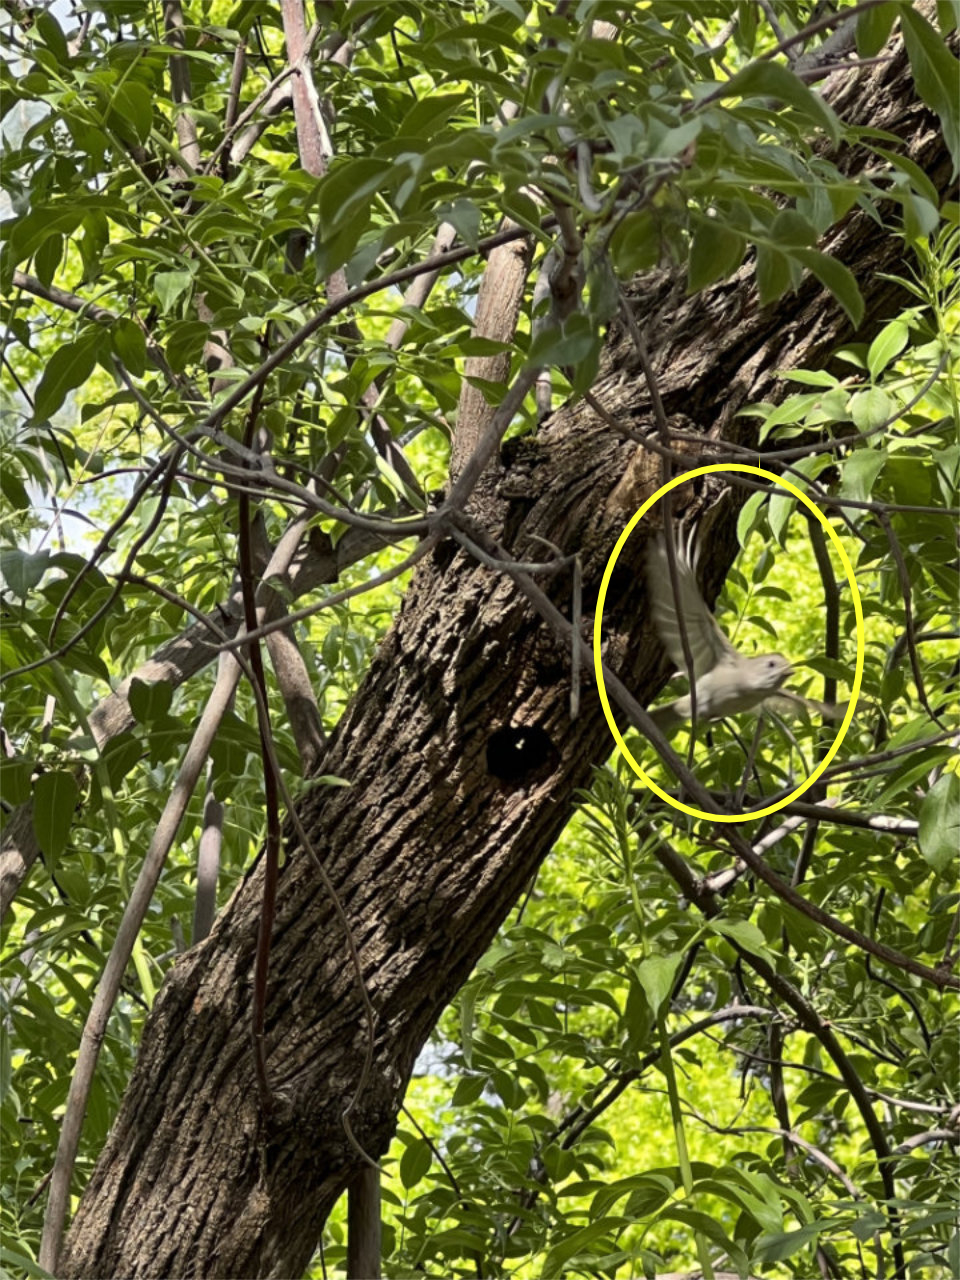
[657,1005,714,1280]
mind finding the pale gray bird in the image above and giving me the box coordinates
[646,531,826,734]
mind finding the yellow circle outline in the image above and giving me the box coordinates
[592,464,864,823]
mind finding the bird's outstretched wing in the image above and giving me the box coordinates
[766,690,847,720]
[646,530,738,678]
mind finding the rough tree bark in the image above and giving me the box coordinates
[57,39,952,1280]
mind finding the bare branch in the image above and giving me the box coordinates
[163,1,200,170]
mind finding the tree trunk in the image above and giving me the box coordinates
[58,43,952,1280]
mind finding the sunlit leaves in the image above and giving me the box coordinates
[2,5,958,1278]
[919,772,959,873]
[840,446,887,501]
[849,386,895,431]
[715,59,841,142]
[634,953,683,1013]
[398,1135,433,1190]
[152,269,195,314]
[868,319,911,378]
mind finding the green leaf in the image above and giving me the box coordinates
[32,330,102,422]
[318,158,393,241]
[398,1137,431,1189]
[102,732,143,790]
[35,10,70,64]
[794,249,864,327]
[374,457,427,511]
[463,374,508,404]
[770,208,818,248]
[652,117,702,159]
[166,320,210,372]
[752,546,775,583]
[34,231,63,288]
[32,770,79,864]
[127,677,174,724]
[315,216,371,282]
[501,188,542,233]
[451,1074,484,1107]
[656,1205,742,1259]
[720,60,841,141]
[456,337,513,357]
[634,953,683,1013]
[0,547,50,597]
[299,774,351,793]
[688,218,745,292]
[769,490,795,546]
[398,92,466,140]
[709,917,774,961]
[460,983,476,1070]
[867,320,909,378]
[568,334,602,396]
[609,210,660,277]
[590,1172,676,1220]
[755,245,791,306]
[153,270,193,314]
[873,146,942,206]
[779,369,838,387]
[526,314,597,368]
[757,1221,826,1263]
[737,490,766,546]
[903,191,941,241]
[114,82,154,144]
[834,342,868,370]
[902,6,960,179]
[490,0,526,19]
[112,318,147,377]
[586,258,620,327]
[0,1243,55,1279]
[440,198,481,248]
[541,1220,626,1280]
[856,3,898,57]
[848,387,893,431]
[756,392,820,440]
[0,758,32,807]
[0,467,30,512]
[840,447,887,501]
[738,0,758,54]
[919,772,959,873]
[694,1176,782,1233]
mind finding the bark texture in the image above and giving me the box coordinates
[59,41,952,1280]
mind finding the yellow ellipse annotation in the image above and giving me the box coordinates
[592,464,864,823]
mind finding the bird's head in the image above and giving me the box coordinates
[750,653,793,691]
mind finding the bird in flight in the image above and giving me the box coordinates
[645,531,833,734]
